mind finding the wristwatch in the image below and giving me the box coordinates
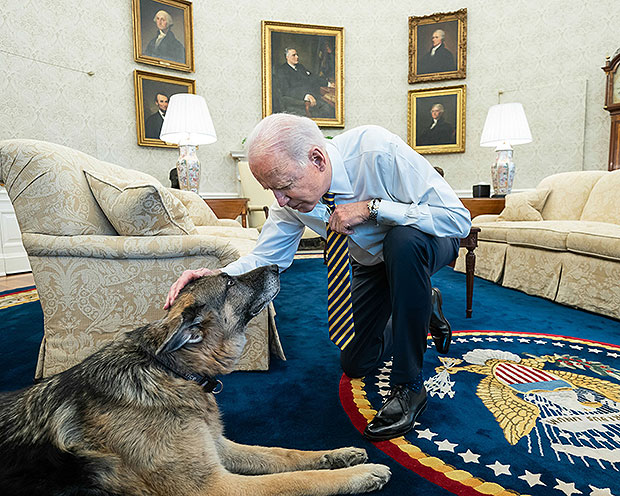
[367,198,381,222]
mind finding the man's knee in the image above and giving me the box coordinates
[383,226,429,263]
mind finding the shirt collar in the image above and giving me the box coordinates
[325,141,353,197]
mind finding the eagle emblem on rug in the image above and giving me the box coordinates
[430,350,620,452]
[341,331,620,496]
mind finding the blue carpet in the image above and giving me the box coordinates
[1,261,619,496]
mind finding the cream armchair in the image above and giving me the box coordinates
[0,139,283,379]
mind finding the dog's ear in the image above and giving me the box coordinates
[157,311,210,354]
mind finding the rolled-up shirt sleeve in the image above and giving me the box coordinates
[374,135,471,238]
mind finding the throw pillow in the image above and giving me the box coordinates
[497,188,551,222]
[167,188,220,226]
[84,170,197,236]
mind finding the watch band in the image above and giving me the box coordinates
[367,198,381,222]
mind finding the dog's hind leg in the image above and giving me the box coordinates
[207,464,391,496]
[216,438,368,475]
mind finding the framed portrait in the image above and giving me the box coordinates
[262,20,344,127]
[407,84,466,154]
[132,0,194,73]
[408,9,467,83]
[134,70,196,148]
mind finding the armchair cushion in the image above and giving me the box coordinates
[497,188,550,221]
[85,170,197,236]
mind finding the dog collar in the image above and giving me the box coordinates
[140,345,223,394]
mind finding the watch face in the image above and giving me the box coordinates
[613,67,620,104]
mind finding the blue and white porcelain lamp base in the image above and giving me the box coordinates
[176,145,201,193]
[491,145,515,198]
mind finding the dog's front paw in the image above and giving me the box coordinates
[349,463,391,493]
[319,447,368,468]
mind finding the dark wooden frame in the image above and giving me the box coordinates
[408,9,467,83]
[132,0,195,72]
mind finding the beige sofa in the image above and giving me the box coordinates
[0,139,284,378]
[455,170,620,320]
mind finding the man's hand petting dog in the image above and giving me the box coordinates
[164,267,222,309]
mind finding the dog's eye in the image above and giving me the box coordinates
[226,279,235,287]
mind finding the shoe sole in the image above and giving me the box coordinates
[363,399,428,442]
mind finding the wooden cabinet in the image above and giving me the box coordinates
[203,197,249,227]
[459,197,505,220]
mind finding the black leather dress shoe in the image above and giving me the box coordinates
[363,385,427,441]
[429,287,451,354]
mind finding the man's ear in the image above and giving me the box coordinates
[157,310,209,354]
[309,147,326,171]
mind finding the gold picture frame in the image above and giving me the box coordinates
[134,70,196,148]
[132,0,195,73]
[262,20,344,127]
[407,85,466,154]
[408,9,467,83]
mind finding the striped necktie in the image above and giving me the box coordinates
[323,192,355,350]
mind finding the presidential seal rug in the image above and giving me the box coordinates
[341,331,620,496]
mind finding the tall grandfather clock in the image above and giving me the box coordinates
[603,49,620,171]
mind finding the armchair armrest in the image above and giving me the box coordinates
[22,233,239,264]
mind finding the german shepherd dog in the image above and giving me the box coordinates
[0,265,391,496]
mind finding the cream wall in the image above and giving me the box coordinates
[1,0,617,196]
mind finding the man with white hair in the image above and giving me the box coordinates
[165,114,471,441]
[144,9,185,64]
[418,29,455,74]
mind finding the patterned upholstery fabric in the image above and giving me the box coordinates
[502,245,563,300]
[579,169,620,225]
[567,222,620,261]
[0,139,283,378]
[497,188,550,221]
[85,170,197,236]
[556,253,620,319]
[454,170,619,319]
[168,188,221,226]
[538,171,606,220]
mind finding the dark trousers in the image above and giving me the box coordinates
[340,226,460,385]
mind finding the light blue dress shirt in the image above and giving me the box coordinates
[222,125,471,275]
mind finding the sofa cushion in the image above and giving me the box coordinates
[566,222,620,261]
[85,171,197,236]
[579,170,620,225]
[168,188,220,226]
[503,221,579,251]
[537,171,606,220]
[475,221,514,242]
[497,188,550,221]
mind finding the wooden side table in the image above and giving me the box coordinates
[203,198,249,227]
[459,197,505,219]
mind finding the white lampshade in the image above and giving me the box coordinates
[160,93,217,145]
[480,102,532,147]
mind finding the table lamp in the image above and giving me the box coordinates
[480,102,532,197]
[160,94,217,193]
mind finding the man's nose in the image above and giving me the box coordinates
[274,190,289,207]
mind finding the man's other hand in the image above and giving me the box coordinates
[329,201,371,235]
